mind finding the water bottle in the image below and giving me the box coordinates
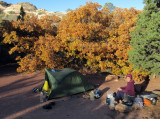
[90,91,95,101]
[107,91,113,99]
[110,95,115,107]
[40,92,44,103]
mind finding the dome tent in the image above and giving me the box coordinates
[42,68,95,100]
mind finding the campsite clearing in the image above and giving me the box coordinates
[0,65,160,119]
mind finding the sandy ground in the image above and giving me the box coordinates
[0,65,160,119]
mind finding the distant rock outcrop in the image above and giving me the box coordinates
[0,1,67,21]
[0,1,11,10]
[4,2,37,14]
[0,1,11,7]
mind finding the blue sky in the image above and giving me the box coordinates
[2,0,145,12]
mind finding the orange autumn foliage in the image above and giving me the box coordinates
[107,7,148,80]
[56,2,113,72]
[2,2,148,81]
[3,14,61,72]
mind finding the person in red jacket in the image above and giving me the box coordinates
[114,74,135,103]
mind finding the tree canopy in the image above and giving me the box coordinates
[3,14,61,72]
[129,0,160,76]
[104,2,115,11]
[17,6,26,21]
[2,1,150,80]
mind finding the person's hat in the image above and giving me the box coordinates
[126,74,132,80]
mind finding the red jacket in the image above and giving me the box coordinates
[121,80,135,96]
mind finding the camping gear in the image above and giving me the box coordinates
[134,76,150,95]
[51,69,57,72]
[40,90,50,103]
[40,92,44,103]
[94,89,102,99]
[123,93,135,106]
[106,98,110,105]
[143,98,151,106]
[107,91,113,98]
[41,68,95,100]
[113,92,116,98]
[90,91,95,101]
[134,96,143,108]
[32,88,39,93]
[43,80,50,92]
[106,91,115,107]
[140,92,158,105]
[140,92,157,99]
[150,97,157,105]
[122,101,133,106]
[124,93,135,103]
[110,96,115,107]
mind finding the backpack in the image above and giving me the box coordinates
[134,96,143,108]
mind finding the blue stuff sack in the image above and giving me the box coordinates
[94,89,102,99]
[51,69,57,72]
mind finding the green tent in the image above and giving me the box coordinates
[43,68,95,99]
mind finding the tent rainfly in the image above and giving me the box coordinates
[42,68,95,99]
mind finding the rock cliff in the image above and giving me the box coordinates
[0,1,67,20]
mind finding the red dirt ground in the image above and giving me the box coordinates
[0,64,160,119]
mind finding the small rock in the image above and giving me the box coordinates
[132,104,140,110]
[105,75,118,81]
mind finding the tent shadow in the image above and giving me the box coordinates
[85,72,111,88]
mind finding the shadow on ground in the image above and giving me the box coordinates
[0,68,160,119]
[0,63,19,77]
